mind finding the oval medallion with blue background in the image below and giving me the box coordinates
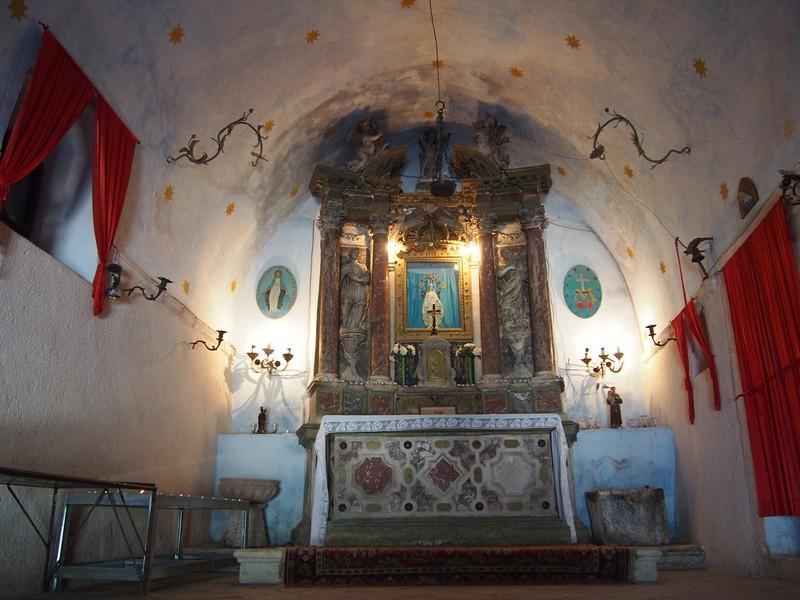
[563,264,602,318]
[257,265,297,319]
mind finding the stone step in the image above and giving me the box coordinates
[625,544,704,570]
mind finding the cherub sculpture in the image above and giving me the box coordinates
[345,116,387,172]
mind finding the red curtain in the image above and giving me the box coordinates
[0,30,94,208]
[1,30,136,316]
[92,96,137,316]
[671,300,722,424]
[723,202,800,516]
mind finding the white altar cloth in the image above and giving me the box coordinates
[310,413,577,545]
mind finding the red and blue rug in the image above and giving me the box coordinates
[284,545,629,586]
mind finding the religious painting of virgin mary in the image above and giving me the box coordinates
[406,262,462,329]
[395,254,473,342]
[256,265,297,319]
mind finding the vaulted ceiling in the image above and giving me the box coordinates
[1,0,798,331]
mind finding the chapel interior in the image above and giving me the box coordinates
[1,1,799,597]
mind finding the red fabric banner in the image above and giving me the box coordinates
[91,96,137,316]
[723,202,800,516]
[0,30,94,208]
[670,309,695,424]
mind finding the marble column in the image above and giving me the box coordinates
[316,206,343,380]
[368,217,391,383]
[476,213,503,380]
[521,203,555,374]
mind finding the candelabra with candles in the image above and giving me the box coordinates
[247,345,294,374]
[581,346,624,378]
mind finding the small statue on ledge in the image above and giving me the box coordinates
[606,386,623,429]
[256,406,269,434]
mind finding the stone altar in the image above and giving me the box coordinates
[293,118,577,545]
[309,414,577,546]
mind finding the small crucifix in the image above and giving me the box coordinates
[427,303,442,336]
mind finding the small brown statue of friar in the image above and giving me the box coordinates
[606,386,623,429]
[256,407,268,434]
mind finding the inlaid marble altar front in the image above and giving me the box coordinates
[309,415,577,547]
[330,429,558,519]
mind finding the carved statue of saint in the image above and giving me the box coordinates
[473,114,510,170]
[497,246,532,377]
[340,248,371,332]
[345,117,387,172]
[496,247,529,327]
[256,406,268,434]
[419,127,439,180]
[606,386,623,429]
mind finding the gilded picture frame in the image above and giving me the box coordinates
[395,249,473,342]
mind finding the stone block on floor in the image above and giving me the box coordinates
[234,548,285,584]
[586,487,669,545]
[628,548,662,583]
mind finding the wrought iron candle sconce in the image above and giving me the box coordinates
[126,277,172,301]
[779,169,800,205]
[589,108,691,168]
[581,346,624,378]
[105,263,171,302]
[191,330,227,351]
[247,345,294,374]
[645,324,677,347]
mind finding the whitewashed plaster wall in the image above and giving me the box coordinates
[227,195,320,433]
[546,193,647,427]
[640,191,800,576]
[0,225,232,595]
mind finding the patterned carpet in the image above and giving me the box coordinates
[285,545,630,586]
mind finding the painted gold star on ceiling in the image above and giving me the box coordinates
[182,279,190,295]
[626,246,635,258]
[289,186,299,198]
[692,58,707,78]
[566,35,580,49]
[230,280,237,293]
[783,118,796,139]
[169,25,184,45]
[9,0,27,21]
[305,29,320,44]
[423,110,434,119]
[623,165,634,178]
[556,166,566,176]
[400,0,416,7]
[432,59,445,69]
[509,66,524,79]
[660,261,667,274]
[719,182,729,201]
[261,119,274,133]
[225,202,236,216]
[163,184,174,202]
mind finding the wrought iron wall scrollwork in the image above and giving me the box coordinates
[589,108,691,168]
[167,108,268,167]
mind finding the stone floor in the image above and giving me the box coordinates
[26,570,800,599]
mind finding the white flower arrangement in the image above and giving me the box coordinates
[390,343,416,361]
[457,343,482,358]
